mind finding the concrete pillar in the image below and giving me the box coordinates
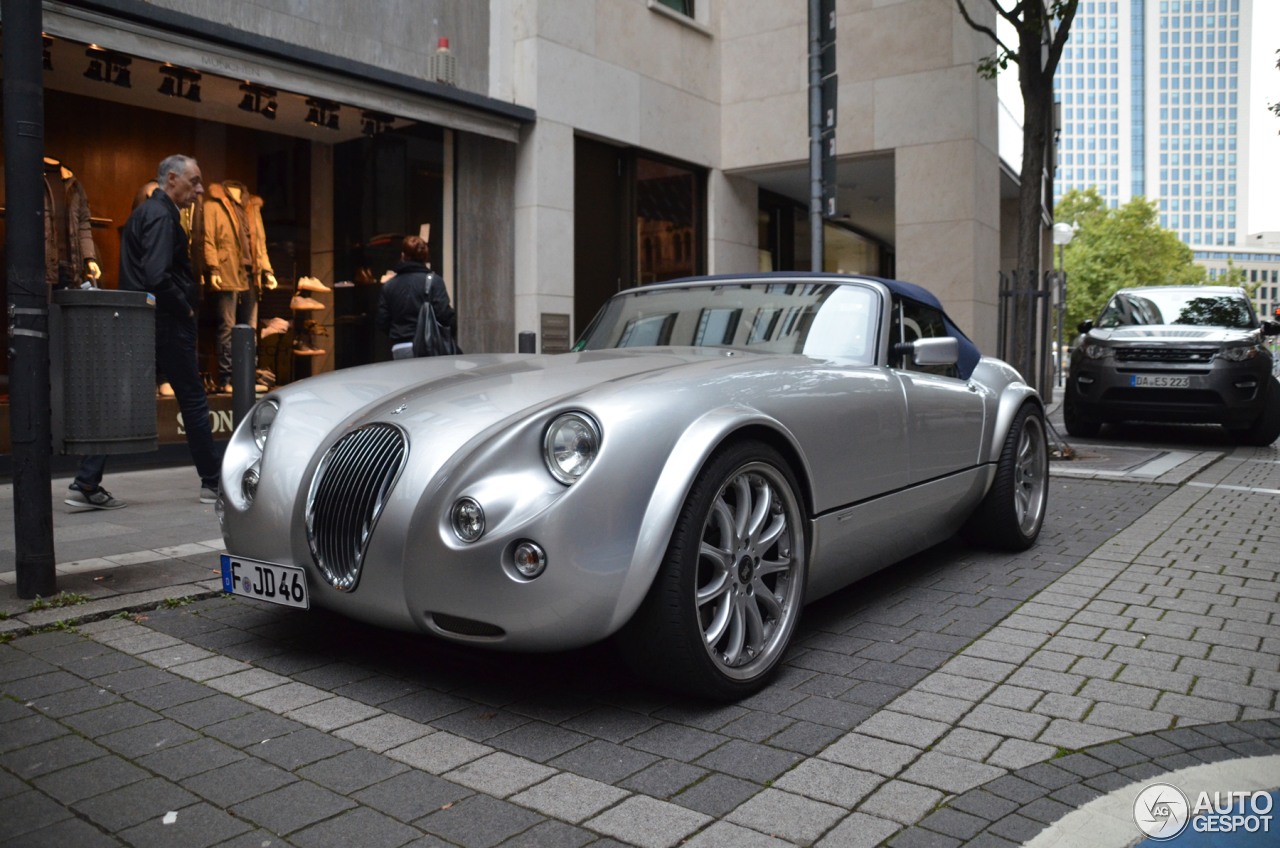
[707,169,759,275]
[513,119,575,348]
[895,138,1001,352]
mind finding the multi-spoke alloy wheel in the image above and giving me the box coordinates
[618,442,807,700]
[961,402,1048,552]
[696,463,802,677]
[1013,415,1047,536]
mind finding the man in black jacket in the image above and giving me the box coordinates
[375,235,455,359]
[70,155,221,506]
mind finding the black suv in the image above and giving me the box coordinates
[1064,286,1280,445]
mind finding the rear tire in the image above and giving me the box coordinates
[1229,377,1280,446]
[961,403,1049,551]
[1062,388,1102,439]
[617,441,807,701]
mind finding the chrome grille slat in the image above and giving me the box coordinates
[306,423,408,591]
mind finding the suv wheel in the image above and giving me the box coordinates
[1063,386,1101,439]
[1230,377,1280,446]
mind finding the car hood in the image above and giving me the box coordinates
[268,348,782,456]
[1088,325,1258,345]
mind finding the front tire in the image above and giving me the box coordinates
[618,441,807,701]
[962,403,1049,551]
[1229,377,1280,446]
[1062,387,1102,438]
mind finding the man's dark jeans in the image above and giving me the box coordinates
[73,312,221,491]
[162,312,222,487]
[212,285,258,387]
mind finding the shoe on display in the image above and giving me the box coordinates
[291,295,325,311]
[200,484,219,504]
[65,485,127,510]
[157,382,175,398]
[298,276,331,293]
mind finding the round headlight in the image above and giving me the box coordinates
[451,497,485,543]
[513,541,547,579]
[543,413,600,485]
[251,399,279,450]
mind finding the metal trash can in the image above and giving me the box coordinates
[50,288,158,455]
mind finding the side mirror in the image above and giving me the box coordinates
[1262,321,1280,337]
[1077,320,1094,334]
[897,337,959,367]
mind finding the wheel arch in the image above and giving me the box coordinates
[986,385,1044,469]
[605,406,813,635]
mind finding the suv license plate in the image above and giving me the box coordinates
[221,555,309,609]
[1131,375,1191,388]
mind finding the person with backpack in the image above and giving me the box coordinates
[375,235,456,360]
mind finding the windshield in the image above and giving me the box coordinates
[1096,290,1255,329]
[576,282,880,362]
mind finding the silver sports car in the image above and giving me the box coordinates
[218,274,1047,699]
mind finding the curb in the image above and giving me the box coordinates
[896,718,1280,847]
[0,580,224,641]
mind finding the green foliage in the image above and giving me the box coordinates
[1055,187,1207,333]
[27,592,91,613]
[0,633,12,644]
[33,620,78,634]
[0,611,9,621]
[161,597,192,610]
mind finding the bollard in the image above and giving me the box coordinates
[231,324,256,427]
[518,331,536,354]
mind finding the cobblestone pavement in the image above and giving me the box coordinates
[2,451,1278,847]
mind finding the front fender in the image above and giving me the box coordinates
[608,406,811,633]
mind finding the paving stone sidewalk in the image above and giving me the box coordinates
[2,448,1277,846]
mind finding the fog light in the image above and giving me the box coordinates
[513,541,547,579]
[451,497,485,543]
[241,467,259,503]
[1077,374,1095,385]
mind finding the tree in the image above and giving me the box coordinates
[1056,187,1206,334]
[955,0,1077,379]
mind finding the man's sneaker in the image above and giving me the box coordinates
[200,484,219,504]
[65,485,126,510]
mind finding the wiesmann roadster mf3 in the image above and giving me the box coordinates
[219,274,1047,699]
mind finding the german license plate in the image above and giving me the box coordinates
[221,555,309,609]
[1131,374,1190,388]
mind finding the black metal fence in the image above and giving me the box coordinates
[997,269,1065,401]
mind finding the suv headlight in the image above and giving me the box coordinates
[1082,344,1108,359]
[1220,344,1266,362]
[543,412,601,485]
[250,399,279,450]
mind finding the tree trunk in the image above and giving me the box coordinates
[1014,31,1051,387]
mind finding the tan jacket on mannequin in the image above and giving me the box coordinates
[43,160,99,288]
[203,181,273,292]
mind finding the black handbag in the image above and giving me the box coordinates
[411,276,462,357]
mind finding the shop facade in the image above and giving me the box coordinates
[0,0,531,455]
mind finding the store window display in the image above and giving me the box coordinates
[203,181,277,392]
[43,157,101,289]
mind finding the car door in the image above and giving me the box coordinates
[889,296,986,483]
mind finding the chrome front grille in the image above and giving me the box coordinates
[1114,346,1216,363]
[305,423,408,591]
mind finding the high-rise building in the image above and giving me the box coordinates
[1053,0,1251,248]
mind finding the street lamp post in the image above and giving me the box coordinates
[1051,222,1075,388]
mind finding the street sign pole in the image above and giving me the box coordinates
[3,0,56,599]
[808,0,823,272]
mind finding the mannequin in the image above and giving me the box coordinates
[43,157,100,288]
[204,180,277,391]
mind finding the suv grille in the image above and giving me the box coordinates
[306,423,408,591]
[1114,346,1217,363]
